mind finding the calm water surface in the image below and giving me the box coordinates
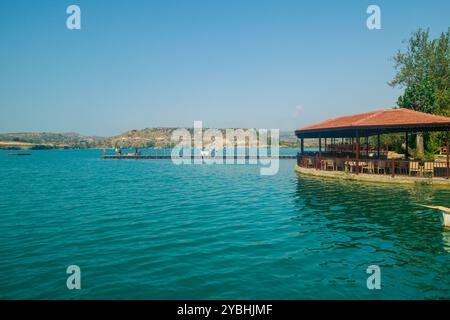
[0,149,449,299]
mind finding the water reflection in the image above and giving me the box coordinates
[442,231,450,253]
[292,173,450,266]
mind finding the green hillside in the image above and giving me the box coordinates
[0,129,300,149]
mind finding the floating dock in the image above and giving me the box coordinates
[102,155,296,160]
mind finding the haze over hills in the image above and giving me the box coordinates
[0,129,302,150]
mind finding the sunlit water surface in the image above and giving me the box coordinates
[0,149,449,299]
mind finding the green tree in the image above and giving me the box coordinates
[389,28,450,155]
[396,77,436,113]
[390,28,449,115]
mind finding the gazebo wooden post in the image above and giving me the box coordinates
[355,131,359,174]
[446,133,449,179]
[377,133,380,159]
[325,137,327,153]
[352,137,354,154]
[365,134,369,158]
[405,131,409,160]
[318,135,322,170]
[391,157,395,177]
[300,138,304,154]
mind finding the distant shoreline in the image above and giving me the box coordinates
[0,129,314,150]
[0,144,304,151]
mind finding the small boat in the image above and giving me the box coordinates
[7,153,32,156]
[420,205,450,227]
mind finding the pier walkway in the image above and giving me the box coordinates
[102,155,296,160]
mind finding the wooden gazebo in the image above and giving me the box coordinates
[295,108,450,179]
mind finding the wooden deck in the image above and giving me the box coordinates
[295,165,450,185]
[296,152,450,185]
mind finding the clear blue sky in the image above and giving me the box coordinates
[0,0,449,136]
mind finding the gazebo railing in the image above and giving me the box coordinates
[297,153,450,178]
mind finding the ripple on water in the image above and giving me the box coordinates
[0,150,449,299]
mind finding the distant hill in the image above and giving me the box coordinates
[0,132,105,150]
[108,128,176,148]
[0,129,302,150]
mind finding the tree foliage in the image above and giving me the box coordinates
[389,28,449,116]
[389,28,449,157]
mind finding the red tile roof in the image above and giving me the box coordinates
[296,108,450,136]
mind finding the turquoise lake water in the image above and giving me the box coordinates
[0,149,449,299]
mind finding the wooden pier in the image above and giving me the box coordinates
[102,155,296,160]
[7,153,32,156]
